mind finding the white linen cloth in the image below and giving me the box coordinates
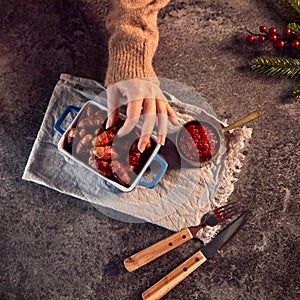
[23,74,252,242]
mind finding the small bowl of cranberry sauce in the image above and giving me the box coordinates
[176,120,221,167]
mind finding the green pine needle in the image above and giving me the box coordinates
[250,56,300,78]
[287,22,300,33]
[286,0,300,15]
[292,82,300,98]
[279,0,300,20]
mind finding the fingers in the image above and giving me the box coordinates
[138,133,152,153]
[157,114,168,146]
[156,99,178,146]
[117,117,140,137]
[106,85,121,128]
[139,98,156,152]
[106,108,120,129]
[118,98,179,151]
[116,99,143,138]
[166,102,179,126]
[107,79,179,152]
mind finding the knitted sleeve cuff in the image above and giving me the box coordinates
[104,0,170,86]
[105,39,157,86]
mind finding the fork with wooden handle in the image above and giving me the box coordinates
[123,203,237,272]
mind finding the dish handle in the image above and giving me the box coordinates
[54,106,80,136]
[138,154,168,189]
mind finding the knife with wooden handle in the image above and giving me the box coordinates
[124,228,194,272]
[142,251,207,300]
[142,210,252,300]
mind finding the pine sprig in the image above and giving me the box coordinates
[250,56,300,78]
[246,0,300,99]
[287,22,300,33]
[292,82,300,98]
[278,0,300,21]
[286,0,300,13]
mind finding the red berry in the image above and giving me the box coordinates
[297,34,300,41]
[283,27,292,36]
[291,40,300,48]
[269,33,277,42]
[274,40,285,49]
[268,27,277,35]
[259,25,267,33]
[246,35,255,43]
[258,35,266,42]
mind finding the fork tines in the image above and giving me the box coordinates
[213,202,239,222]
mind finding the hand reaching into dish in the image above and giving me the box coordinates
[106,78,178,152]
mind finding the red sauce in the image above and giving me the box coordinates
[179,123,219,162]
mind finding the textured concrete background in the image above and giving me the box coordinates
[1,0,299,299]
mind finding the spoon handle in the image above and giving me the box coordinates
[222,110,264,133]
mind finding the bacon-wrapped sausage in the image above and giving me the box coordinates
[79,128,87,138]
[89,157,113,177]
[86,105,95,117]
[95,110,107,120]
[66,127,78,145]
[128,151,141,166]
[91,146,119,161]
[94,127,104,136]
[110,160,132,186]
[76,134,93,154]
[78,116,103,128]
[92,125,119,146]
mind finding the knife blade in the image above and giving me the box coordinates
[142,210,252,300]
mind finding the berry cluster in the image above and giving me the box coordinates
[246,25,300,49]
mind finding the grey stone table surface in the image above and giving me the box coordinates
[0,1,299,299]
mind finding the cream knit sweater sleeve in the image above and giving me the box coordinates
[104,0,170,86]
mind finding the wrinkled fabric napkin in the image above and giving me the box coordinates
[23,74,252,242]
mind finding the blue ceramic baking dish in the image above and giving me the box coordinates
[54,100,168,192]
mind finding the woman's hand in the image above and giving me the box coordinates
[106,78,178,152]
